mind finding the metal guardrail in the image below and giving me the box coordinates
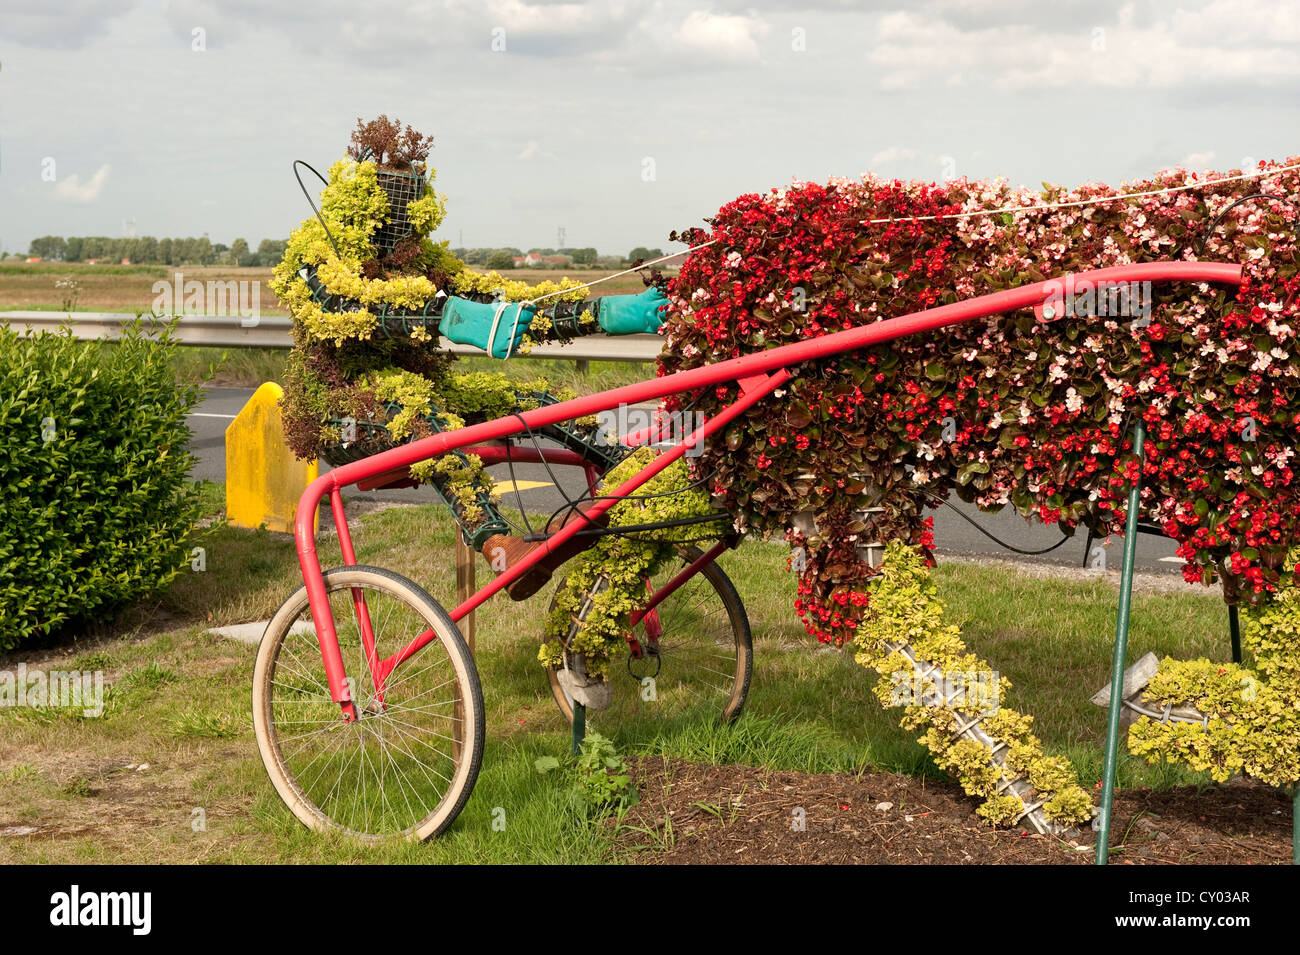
[0,311,663,363]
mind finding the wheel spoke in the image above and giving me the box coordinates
[258,572,480,841]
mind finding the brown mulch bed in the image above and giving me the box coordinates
[613,757,1293,864]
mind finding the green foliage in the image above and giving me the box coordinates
[540,448,725,679]
[170,707,246,739]
[576,732,636,812]
[534,732,637,818]
[1128,549,1300,787]
[0,323,203,649]
[854,541,1094,828]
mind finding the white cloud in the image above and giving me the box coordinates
[673,10,769,62]
[870,4,1300,91]
[53,165,111,203]
[1181,150,1216,169]
[870,146,918,165]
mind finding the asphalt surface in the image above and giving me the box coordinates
[191,387,1184,575]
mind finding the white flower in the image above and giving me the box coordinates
[1065,387,1083,413]
[725,251,743,267]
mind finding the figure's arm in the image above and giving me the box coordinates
[441,286,671,357]
[302,266,670,359]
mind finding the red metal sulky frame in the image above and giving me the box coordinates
[293,261,1245,721]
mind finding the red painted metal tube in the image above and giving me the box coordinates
[463,445,590,468]
[377,369,792,676]
[330,488,383,703]
[296,261,1245,703]
[630,539,731,627]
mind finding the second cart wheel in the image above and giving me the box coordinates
[546,546,752,732]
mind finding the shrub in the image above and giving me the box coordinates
[0,322,203,649]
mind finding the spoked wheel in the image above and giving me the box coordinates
[546,546,752,731]
[253,566,483,842]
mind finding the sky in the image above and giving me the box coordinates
[0,0,1297,258]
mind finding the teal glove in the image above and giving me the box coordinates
[596,286,669,335]
[438,296,535,359]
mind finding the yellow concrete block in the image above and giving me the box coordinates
[225,382,319,534]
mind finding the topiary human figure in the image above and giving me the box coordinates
[272,117,681,588]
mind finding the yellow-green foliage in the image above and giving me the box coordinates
[1128,552,1300,787]
[521,307,597,355]
[452,270,588,305]
[270,158,394,330]
[539,448,726,679]
[269,156,463,347]
[437,371,543,421]
[363,368,444,440]
[854,541,1094,828]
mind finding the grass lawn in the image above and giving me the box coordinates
[0,264,282,315]
[0,263,659,316]
[0,486,1235,863]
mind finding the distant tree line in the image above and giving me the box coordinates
[21,236,669,270]
[451,246,666,270]
[24,236,287,267]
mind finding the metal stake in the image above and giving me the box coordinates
[1096,418,1145,865]
[572,702,586,757]
[1228,604,1242,664]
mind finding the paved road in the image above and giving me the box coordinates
[191,387,1183,575]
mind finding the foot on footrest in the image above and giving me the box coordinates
[481,508,609,601]
[1089,651,1161,727]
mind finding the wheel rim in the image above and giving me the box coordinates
[262,578,471,839]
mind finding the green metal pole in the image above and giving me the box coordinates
[571,701,586,757]
[1228,604,1242,664]
[1096,418,1145,866]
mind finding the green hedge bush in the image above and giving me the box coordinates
[0,322,202,649]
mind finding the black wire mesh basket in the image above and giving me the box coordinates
[372,167,426,254]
